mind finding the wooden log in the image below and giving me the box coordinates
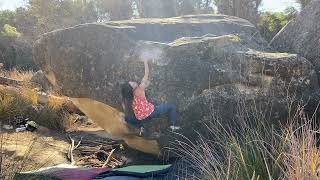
[0,76,23,86]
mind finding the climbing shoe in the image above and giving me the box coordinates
[139,127,145,136]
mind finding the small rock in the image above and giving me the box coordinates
[3,125,13,130]
[15,127,27,132]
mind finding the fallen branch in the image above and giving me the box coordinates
[70,137,124,168]
[0,76,23,86]
[102,149,115,168]
[68,136,82,165]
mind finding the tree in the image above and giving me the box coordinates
[12,7,37,41]
[0,9,37,70]
[0,24,16,69]
[201,0,214,13]
[135,0,214,18]
[177,0,196,15]
[0,10,15,29]
[57,0,98,25]
[134,0,177,18]
[258,7,297,42]
[96,0,133,21]
[296,0,311,8]
[27,0,101,34]
[177,0,214,15]
[213,0,262,24]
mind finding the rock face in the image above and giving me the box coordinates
[270,0,320,80]
[33,15,270,109]
[31,71,52,91]
[33,15,318,154]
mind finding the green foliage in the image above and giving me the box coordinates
[1,24,21,39]
[258,8,297,42]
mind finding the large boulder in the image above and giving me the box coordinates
[270,0,320,80]
[33,15,270,109]
[33,14,318,154]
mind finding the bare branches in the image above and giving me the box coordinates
[67,136,82,165]
[102,149,115,168]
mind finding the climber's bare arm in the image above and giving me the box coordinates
[139,59,150,90]
[142,60,149,82]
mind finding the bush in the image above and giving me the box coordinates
[0,88,33,121]
[32,105,69,132]
[0,88,68,132]
[174,102,320,179]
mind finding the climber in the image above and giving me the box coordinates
[121,59,180,136]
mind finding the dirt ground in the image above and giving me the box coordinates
[0,119,161,179]
[1,129,69,178]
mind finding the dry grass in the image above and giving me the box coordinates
[284,109,320,179]
[0,88,33,121]
[47,95,65,109]
[174,102,320,180]
[21,88,37,106]
[0,69,33,82]
[0,87,69,131]
[32,105,70,132]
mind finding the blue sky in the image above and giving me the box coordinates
[0,0,300,12]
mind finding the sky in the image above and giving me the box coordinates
[0,0,26,11]
[0,0,301,12]
[259,0,300,12]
